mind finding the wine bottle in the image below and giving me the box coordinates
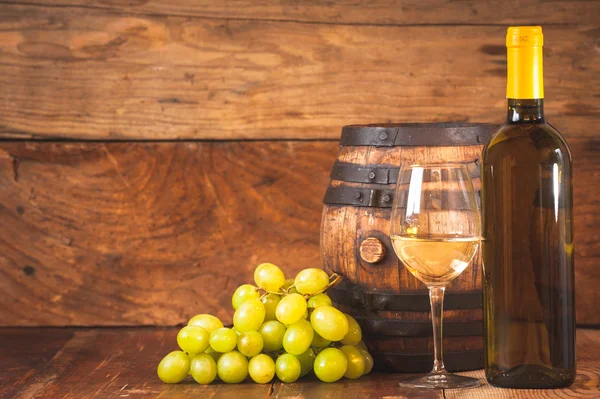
[481,26,575,388]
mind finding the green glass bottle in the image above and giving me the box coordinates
[481,26,575,389]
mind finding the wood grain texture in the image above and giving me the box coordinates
[0,141,335,326]
[572,138,600,325]
[0,327,598,399]
[0,328,273,399]
[272,375,445,399]
[359,237,386,264]
[0,329,75,398]
[18,0,600,25]
[0,3,598,140]
[0,138,597,326]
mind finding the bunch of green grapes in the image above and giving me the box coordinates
[157,263,374,385]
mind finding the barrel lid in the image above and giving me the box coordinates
[340,123,497,147]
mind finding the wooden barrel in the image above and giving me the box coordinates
[321,123,497,373]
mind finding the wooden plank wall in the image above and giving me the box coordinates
[0,142,334,325]
[1,1,599,140]
[0,0,598,326]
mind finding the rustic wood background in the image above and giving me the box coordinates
[0,0,598,326]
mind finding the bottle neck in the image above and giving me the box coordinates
[506,98,545,124]
[506,33,544,124]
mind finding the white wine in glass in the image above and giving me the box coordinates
[390,236,479,287]
[390,163,481,389]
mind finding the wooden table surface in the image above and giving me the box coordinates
[1,328,598,399]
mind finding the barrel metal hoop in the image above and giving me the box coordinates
[329,160,481,184]
[373,350,484,372]
[339,123,497,147]
[323,187,395,207]
[328,286,483,311]
[357,318,482,337]
[323,187,481,209]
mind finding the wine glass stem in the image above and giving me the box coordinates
[429,285,446,374]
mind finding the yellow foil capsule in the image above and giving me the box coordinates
[506,26,544,99]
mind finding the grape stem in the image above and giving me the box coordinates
[283,285,295,295]
[328,273,342,289]
[260,272,342,298]
[304,273,342,298]
[259,288,287,298]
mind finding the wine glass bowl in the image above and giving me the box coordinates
[390,163,481,389]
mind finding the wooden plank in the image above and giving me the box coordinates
[445,329,600,398]
[0,138,597,326]
[0,328,75,398]
[573,136,600,326]
[269,330,600,398]
[21,0,600,25]
[0,328,273,399]
[0,4,598,140]
[271,374,443,398]
[1,327,598,398]
[0,141,336,326]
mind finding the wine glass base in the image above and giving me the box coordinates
[398,372,481,389]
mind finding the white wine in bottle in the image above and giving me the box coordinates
[481,26,575,388]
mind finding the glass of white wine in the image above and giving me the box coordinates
[390,163,481,389]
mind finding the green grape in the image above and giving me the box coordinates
[232,284,260,310]
[311,331,331,348]
[237,331,264,357]
[177,325,210,355]
[310,306,349,341]
[190,353,217,385]
[283,278,295,290]
[358,348,374,375]
[294,268,329,295]
[296,348,316,377]
[261,293,281,321]
[340,345,365,379]
[307,293,332,309]
[275,353,301,383]
[233,298,266,332]
[205,347,222,363]
[254,263,286,292]
[217,351,248,384]
[248,354,275,384]
[276,293,307,325]
[340,314,362,346]
[355,341,368,351]
[157,351,190,384]
[282,319,314,356]
[210,328,237,353]
[313,348,348,383]
[289,286,299,294]
[188,314,224,334]
[259,320,286,351]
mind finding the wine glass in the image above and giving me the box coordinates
[390,163,481,389]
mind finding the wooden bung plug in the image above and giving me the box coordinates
[359,237,386,264]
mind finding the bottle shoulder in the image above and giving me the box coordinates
[482,121,572,164]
